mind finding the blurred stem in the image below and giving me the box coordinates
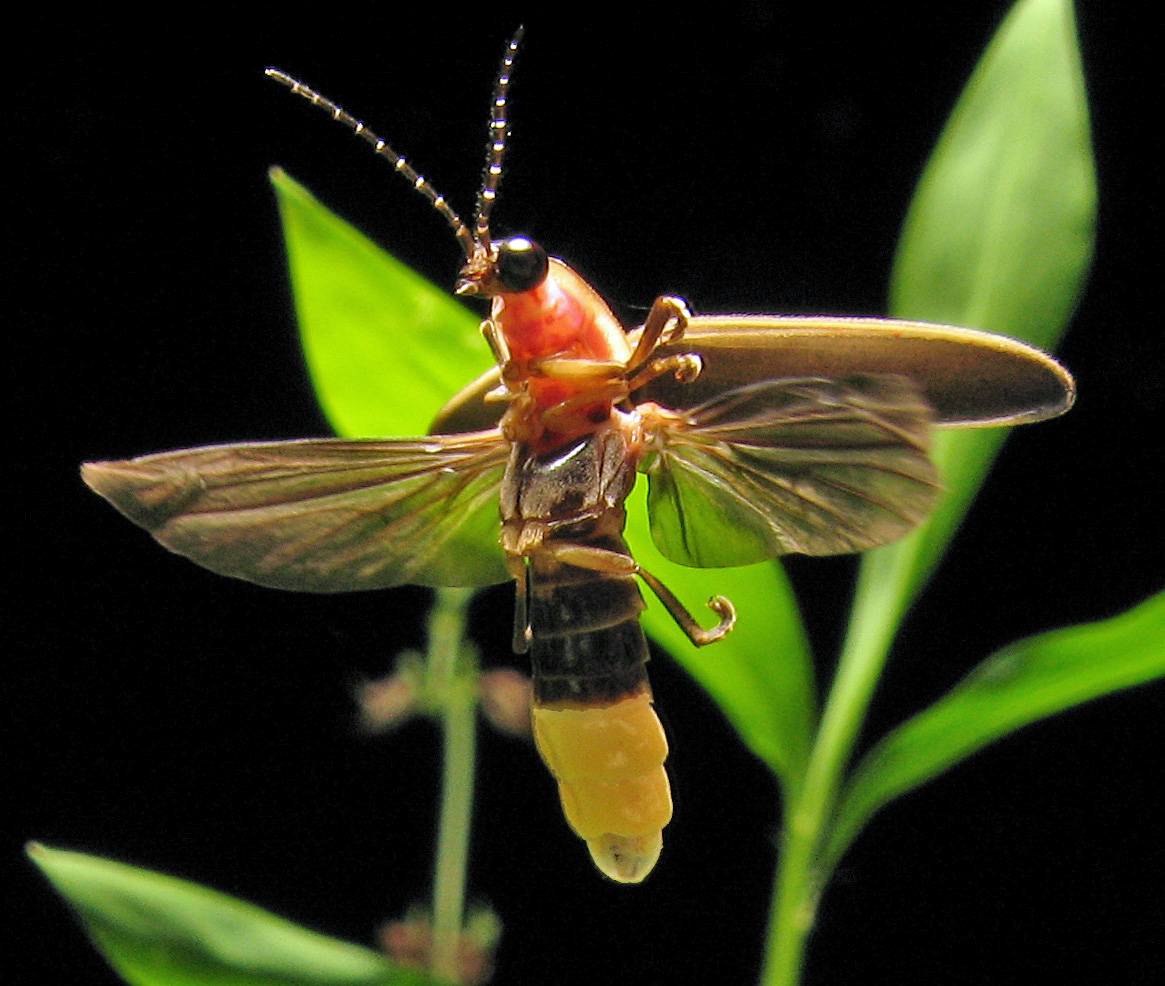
[761,550,907,986]
[426,588,478,984]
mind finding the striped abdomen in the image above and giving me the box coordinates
[500,422,672,882]
[528,532,672,883]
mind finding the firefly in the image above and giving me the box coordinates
[83,29,1074,882]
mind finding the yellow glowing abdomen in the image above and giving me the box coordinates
[532,692,672,883]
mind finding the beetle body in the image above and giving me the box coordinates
[501,420,669,881]
[482,255,681,881]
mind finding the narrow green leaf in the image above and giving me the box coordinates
[849,0,1097,651]
[270,169,490,440]
[29,844,433,986]
[892,0,1096,338]
[626,484,816,791]
[824,591,1165,870]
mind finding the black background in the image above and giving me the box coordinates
[12,2,1163,984]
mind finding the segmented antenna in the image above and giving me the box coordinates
[264,66,477,260]
[474,26,525,250]
[265,28,526,266]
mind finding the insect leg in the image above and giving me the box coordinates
[480,317,512,366]
[542,543,736,647]
[626,295,691,372]
[625,353,703,392]
[635,568,736,647]
[529,356,625,382]
[511,556,532,654]
[538,382,632,434]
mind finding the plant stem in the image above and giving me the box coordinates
[760,547,913,986]
[426,588,478,984]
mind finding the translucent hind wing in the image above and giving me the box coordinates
[82,431,511,591]
[644,375,941,568]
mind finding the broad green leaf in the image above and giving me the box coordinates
[824,591,1165,871]
[29,843,434,986]
[847,0,1096,657]
[627,484,815,791]
[270,169,489,440]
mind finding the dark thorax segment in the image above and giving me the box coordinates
[499,420,651,706]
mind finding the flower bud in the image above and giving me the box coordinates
[479,669,533,738]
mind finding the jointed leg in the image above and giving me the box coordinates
[480,318,511,366]
[510,557,532,654]
[636,568,735,647]
[538,381,632,434]
[542,542,736,647]
[625,353,703,393]
[626,295,691,373]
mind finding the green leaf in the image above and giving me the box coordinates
[626,484,816,792]
[30,844,433,986]
[824,591,1165,870]
[270,169,490,440]
[848,0,1097,655]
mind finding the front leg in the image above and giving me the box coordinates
[481,317,512,368]
[626,295,691,374]
[537,382,633,435]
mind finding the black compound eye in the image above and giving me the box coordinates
[495,237,549,292]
